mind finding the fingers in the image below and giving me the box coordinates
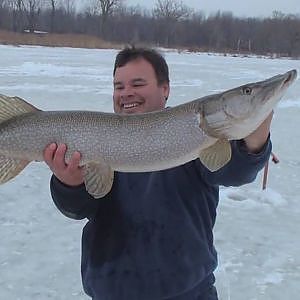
[43,143,84,186]
[68,151,82,173]
[43,143,67,171]
[53,144,68,169]
[43,143,57,166]
[44,143,81,170]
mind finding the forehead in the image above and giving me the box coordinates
[114,58,156,81]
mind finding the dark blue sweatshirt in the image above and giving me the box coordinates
[50,139,271,300]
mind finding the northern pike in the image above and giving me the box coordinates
[0,69,297,198]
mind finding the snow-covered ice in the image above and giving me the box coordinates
[0,45,299,300]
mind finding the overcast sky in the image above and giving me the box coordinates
[126,0,299,18]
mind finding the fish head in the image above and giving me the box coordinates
[225,69,297,115]
[201,69,297,139]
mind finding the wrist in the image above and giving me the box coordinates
[242,133,271,154]
[54,174,84,188]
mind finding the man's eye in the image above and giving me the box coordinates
[114,86,124,90]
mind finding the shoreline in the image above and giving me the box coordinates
[0,30,120,50]
[0,30,298,61]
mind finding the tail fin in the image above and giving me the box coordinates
[0,156,30,184]
[0,94,40,124]
[0,94,40,183]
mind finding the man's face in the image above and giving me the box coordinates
[113,58,170,114]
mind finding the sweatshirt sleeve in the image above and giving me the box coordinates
[199,136,272,186]
[50,175,104,220]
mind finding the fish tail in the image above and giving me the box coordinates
[0,155,30,184]
[0,93,40,124]
[0,94,39,183]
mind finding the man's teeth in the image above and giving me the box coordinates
[123,103,139,109]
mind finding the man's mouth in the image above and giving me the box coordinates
[123,103,140,109]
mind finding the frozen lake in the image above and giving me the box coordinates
[0,45,299,300]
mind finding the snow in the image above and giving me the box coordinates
[0,44,299,300]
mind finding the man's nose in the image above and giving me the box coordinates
[120,85,134,98]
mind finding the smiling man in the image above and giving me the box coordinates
[113,50,170,114]
[44,47,272,300]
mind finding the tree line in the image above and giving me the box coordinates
[0,0,300,57]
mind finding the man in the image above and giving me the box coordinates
[44,47,272,300]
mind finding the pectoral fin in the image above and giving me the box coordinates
[83,161,114,199]
[199,139,232,172]
[0,155,30,184]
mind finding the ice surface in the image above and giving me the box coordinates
[0,45,299,300]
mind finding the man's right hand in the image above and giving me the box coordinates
[43,143,84,187]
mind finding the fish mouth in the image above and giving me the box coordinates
[283,69,297,87]
[266,69,297,89]
[260,69,297,104]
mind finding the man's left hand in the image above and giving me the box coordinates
[243,111,273,153]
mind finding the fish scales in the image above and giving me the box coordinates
[0,104,213,172]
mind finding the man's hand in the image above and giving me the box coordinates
[243,111,273,153]
[43,143,84,186]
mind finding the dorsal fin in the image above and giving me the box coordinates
[0,94,40,124]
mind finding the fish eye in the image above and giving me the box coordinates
[242,86,252,95]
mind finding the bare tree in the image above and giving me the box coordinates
[8,0,25,32]
[153,0,191,20]
[95,0,124,37]
[41,0,58,32]
[49,0,59,32]
[21,0,42,32]
[0,0,6,8]
[0,0,8,28]
[153,0,192,47]
[1,0,300,58]
[272,10,285,20]
[50,0,75,33]
[60,0,75,15]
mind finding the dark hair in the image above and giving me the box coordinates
[113,47,170,85]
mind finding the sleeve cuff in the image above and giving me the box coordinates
[50,175,95,220]
[51,175,87,193]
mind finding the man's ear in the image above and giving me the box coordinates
[163,83,170,101]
